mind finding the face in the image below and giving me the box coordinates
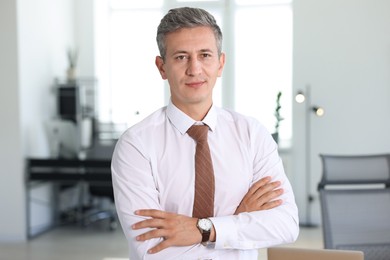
[155,26,225,116]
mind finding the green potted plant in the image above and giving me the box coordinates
[272,91,284,143]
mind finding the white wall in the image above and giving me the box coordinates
[19,0,75,158]
[0,0,25,242]
[0,0,75,241]
[293,0,390,225]
[75,0,95,77]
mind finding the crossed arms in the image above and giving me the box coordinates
[131,176,284,254]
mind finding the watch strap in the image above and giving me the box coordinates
[201,229,211,243]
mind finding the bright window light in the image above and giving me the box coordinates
[234,4,292,140]
[109,0,163,9]
[177,0,219,2]
[236,0,292,5]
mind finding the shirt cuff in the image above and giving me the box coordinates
[210,215,237,249]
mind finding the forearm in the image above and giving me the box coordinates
[116,206,205,259]
[209,174,298,250]
[211,162,299,250]
[210,201,299,250]
[123,205,207,256]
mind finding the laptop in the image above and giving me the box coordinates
[267,247,364,260]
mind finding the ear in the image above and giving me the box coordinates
[155,56,167,79]
[217,52,226,77]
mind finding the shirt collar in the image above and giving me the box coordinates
[166,100,217,135]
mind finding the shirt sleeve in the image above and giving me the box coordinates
[210,124,299,250]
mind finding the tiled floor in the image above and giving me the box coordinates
[0,224,323,260]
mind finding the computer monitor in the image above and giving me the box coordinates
[57,85,78,123]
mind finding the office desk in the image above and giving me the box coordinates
[28,158,112,182]
[26,142,116,238]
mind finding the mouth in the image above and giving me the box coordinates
[185,81,206,88]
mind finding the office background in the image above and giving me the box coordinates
[1,0,390,242]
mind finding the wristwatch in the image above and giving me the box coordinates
[196,218,213,243]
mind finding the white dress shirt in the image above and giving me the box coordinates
[111,101,299,260]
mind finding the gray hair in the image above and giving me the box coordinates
[156,7,223,60]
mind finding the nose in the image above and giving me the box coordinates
[186,58,202,76]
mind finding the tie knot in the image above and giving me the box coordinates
[187,125,209,142]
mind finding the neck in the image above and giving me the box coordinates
[173,101,212,121]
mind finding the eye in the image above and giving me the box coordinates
[201,53,212,58]
[175,55,188,61]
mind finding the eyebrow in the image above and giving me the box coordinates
[199,48,214,53]
[171,49,215,56]
[171,50,188,56]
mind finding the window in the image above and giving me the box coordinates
[95,1,164,127]
[234,2,292,143]
[95,0,292,143]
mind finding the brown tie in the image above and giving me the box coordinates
[187,125,215,218]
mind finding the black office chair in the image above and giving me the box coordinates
[84,181,117,230]
[318,154,390,260]
[83,144,118,230]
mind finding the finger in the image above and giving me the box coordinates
[135,209,167,218]
[136,228,168,241]
[147,239,172,254]
[260,199,283,210]
[258,188,283,205]
[132,218,165,230]
[254,181,281,198]
[248,177,271,195]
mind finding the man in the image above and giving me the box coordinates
[111,7,299,260]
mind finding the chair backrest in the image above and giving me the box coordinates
[318,154,390,260]
[267,247,364,260]
[318,153,390,188]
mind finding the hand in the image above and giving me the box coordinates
[132,209,200,254]
[234,176,283,214]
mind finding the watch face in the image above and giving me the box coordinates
[198,218,212,231]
